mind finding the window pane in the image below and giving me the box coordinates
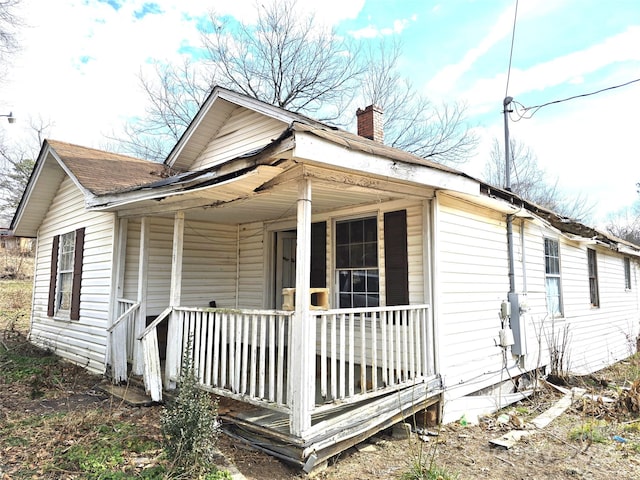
[367,270,379,292]
[353,270,366,292]
[625,258,631,290]
[544,238,562,316]
[335,217,379,308]
[59,272,73,310]
[350,244,364,268]
[350,220,363,243]
[336,222,348,245]
[364,242,377,268]
[339,293,351,308]
[546,277,561,315]
[336,245,349,268]
[366,293,379,307]
[339,270,351,292]
[364,218,377,242]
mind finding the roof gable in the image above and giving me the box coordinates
[165,86,326,171]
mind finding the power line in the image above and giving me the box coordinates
[504,0,519,97]
[510,77,640,121]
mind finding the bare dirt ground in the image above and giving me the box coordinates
[2,322,639,480]
[1,275,639,479]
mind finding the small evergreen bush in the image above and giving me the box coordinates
[161,338,222,477]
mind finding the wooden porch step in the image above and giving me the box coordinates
[99,381,156,407]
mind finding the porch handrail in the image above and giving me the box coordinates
[311,304,433,409]
[107,300,140,333]
[137,307,172,340]
[310,304,430,315]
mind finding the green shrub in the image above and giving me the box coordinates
[161,338,221,477]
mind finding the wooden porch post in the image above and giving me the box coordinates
[290,178,314,436]
[110,217,128,383]
[132,217,149,376]
[165,211,184,389]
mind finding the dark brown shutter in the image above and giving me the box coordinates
[384,210,409,306]
[47,235,60,317]
[310,222,327,288]
[70,228,85,320]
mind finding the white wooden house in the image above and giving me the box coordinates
[10,86,640,469]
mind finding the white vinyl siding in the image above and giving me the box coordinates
[437,194,640,408]
[436,195,508,396]
[190,109,287,171]
[238,222,266,309]
[31,177,116,373]
[123,217,239,314]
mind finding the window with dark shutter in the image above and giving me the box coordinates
[47,228,85,320]
[384,210,409,306]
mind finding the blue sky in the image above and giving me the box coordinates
[1,0,639,224]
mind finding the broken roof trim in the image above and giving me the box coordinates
[87,131,295,210]
[480,183,640,255]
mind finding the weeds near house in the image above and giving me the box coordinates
[399,411,458,480]
[568,420,610,444]
[161,337,225,478]
[547,320,571,382]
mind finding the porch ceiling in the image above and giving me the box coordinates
[116,164,434,224]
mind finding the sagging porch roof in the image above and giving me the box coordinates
[85,122,478,223]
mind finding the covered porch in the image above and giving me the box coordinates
[104,161,443,467]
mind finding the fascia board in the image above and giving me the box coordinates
[292,131,479,196]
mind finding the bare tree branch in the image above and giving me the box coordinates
[0,0,22,82]
[484,137,594,221]
[360,38,478,166]
[119,1,477,166]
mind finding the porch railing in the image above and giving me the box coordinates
[174,307,294,411]
[137,304,433,414]
[312,304,433,411]
[109,298,140,383]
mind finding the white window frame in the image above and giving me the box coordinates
[334,215,379,309]
[56,231,76,314]
[544,237,563,317]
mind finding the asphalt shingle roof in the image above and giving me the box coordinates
[47,140,173,195]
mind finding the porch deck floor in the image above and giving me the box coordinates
[216,382,442,470]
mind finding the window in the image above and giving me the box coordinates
[588,248,599,307]
[544,238,562,316]
[624,257,631,290]
[336,217,379,308]
[57,232,75,311]
[48,228,85,320]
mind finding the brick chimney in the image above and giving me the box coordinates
[356,105,384,143]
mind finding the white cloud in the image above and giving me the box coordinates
[1,0,366,150]
[452,26,640,121]
[426,0,558,96]
[350,16,415,39]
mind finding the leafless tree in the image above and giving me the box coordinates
[122,1,477,165]
[485,137,594,221]
[201,0,363,119]
[0,0,22,82]
[0,117,52,226]
[119,59,213,161]
[605,199,640,245]
[360,39,477,165]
